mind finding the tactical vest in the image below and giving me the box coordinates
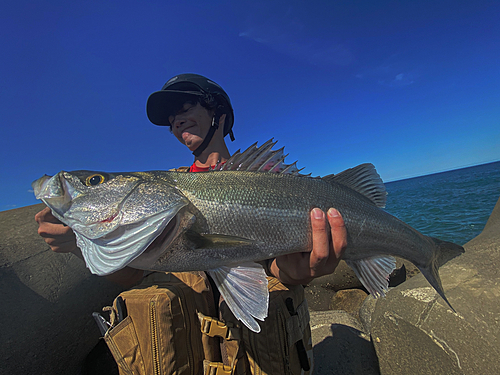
[104,271,313,375]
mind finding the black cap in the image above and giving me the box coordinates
[146,73,234,138]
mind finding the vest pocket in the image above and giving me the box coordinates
[105,316,146,375]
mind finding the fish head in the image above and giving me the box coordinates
[33,171,138,233]
[32,170,189,275]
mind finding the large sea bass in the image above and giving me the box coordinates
[32,140,464,332]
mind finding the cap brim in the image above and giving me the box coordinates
[146,90,202,126]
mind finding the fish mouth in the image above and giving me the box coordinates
[32,173,82,218]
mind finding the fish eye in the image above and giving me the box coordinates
[85,174,105,186]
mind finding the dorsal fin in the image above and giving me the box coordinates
[212,139,307,176]
[239,139,275,171]
[328,164,387,208]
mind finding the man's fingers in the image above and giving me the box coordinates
[270,208,348,285]
[35,207,61,225]
[327,208,347,259]
[35,207,77,253]
[309,208,330,273]
[38,221,74,238]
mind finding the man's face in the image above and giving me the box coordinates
[169,102,214,151]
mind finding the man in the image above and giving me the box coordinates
[35,73,347,373]
[36,73,346,286]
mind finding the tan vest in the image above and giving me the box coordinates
[104,271,313,375]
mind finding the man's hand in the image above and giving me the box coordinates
[35,206,144,287]
[270,208,347,285]
[35,207,79,255]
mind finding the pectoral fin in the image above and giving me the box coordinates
[185,230,255,249]
[346,256,396,298]
[208,263,269,333]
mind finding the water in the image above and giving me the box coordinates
[384,161,500,246]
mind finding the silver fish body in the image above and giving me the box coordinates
[32,141,464,332]
[146,170,422,268]
[144,169,463,304]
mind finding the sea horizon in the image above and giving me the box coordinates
[0,160,500,223]
[384,159,500,183]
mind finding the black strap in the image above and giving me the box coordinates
[192,116,219,157]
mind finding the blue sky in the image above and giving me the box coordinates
[1,0,499,211]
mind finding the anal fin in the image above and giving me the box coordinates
[346,256,396,298]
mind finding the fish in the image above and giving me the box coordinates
[32,139,464,332]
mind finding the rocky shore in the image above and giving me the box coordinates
[1,196,499,374]
[308,195,500,374]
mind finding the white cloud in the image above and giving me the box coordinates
[379,72,415,87]
[239,9,353,67]
[355,54,418,87]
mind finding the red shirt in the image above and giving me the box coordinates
[188,162,211,172]
[188,161,225,172]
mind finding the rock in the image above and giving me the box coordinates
[359,294,378,334]
[0,204,125,375]
[308,260,364,291]
[310,310,380,374]
[304,282,337,311]
[305,257,418,312]
[329,289,368,319]
[370,196,500,374]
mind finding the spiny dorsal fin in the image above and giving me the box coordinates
[212,139,308,176]
[328,163,387,208]
[238,139,276,171]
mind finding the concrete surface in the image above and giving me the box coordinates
[0,204,124,375]
[310,310,379,375]
[370,196,500,374]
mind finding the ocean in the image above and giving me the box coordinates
[384,161,500,246]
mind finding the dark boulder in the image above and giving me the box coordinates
[0,204,124,375]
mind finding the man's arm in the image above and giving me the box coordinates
[35,207,143,288]
[269,208,347,285]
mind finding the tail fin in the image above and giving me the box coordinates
[418,238,464,311]
[432,237,465,266]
